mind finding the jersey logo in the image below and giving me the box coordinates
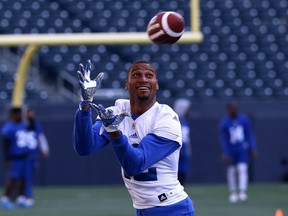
[129,133,138,138]
[158,193,168,202]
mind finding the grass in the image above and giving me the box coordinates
[0,183,287,216]
[191,183,288,216]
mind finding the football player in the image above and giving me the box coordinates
[16,107,50,208]
[0,107,29,209]
[219,102,257,203]
[73,60,194,215]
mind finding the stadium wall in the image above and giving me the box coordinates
[0,101,288,186]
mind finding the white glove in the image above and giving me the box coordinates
[91,104,129,133]
[77,59,104,103]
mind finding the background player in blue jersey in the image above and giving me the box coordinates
[219,102,257,203]
[73,60,194,216]
[173,98,192,186]
[0,107,29,209]
[16,107,50,208]
[1,107,49,209]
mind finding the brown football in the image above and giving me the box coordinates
[147,11,185,44]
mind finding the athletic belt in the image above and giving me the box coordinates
[157,186,183,202]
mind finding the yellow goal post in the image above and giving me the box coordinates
[0,0,203,107]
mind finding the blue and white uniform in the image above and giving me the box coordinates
[219,113,257,202]
[74,99,194,215]
[219,114,256,164]
[1,121,30,179]
[24,120,43,200]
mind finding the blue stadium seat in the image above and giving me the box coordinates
[1,0,288,103]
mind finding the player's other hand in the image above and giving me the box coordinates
[250,149,258,158]
[91,104,129,133]
[221,154,233,164]
[77,59,104,103]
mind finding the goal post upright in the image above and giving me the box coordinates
[12,44,40,108]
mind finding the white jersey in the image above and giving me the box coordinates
[106,99,188,209]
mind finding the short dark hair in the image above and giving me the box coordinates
[128,60,150,70]
[9,107,22,120]
[132,60,151,65]
[128,60,157,76]
[9,107,22,115]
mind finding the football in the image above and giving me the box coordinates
[147,11,185,44]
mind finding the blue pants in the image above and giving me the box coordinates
[24,160,36,198]
[136,197,194,216]
[10,159,36,198]
[10,160,26,179]
[230,149,249,165]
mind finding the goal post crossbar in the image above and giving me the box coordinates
[0,31,203,46]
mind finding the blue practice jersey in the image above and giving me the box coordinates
[1,121,30,159]
[219,114,257,157]
[26,120,43,160]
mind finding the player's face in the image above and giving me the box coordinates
[228,103,238,117]
[12,112,22,122]
[126,62,159,103]
[27,109,35,120]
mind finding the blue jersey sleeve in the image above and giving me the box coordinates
[243,117,257,150]
[1,123,11,138]
[219,119,232,156]
[35,121,43,134]
[110,133,180,177]
[73,108,110,156]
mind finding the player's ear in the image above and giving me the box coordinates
[125,80,128,90]
[156,83,159,90]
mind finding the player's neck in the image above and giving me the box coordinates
[130,100,156,114]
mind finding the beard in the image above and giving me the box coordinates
[134,92,157,104]
[137,94,149,101]
[129,86,157,104]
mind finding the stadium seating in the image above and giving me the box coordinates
[0,0,288,104]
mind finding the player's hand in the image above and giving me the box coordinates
[250,149,258,158]
[77,59,104,103]
[221,154,233,164]
[90,104,129,133]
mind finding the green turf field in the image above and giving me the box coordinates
[0,183,287,216]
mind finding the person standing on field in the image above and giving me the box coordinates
[219,102,257,203]
[18,107,50,208]
[0,107,28,209]
[0,107,50,209]
[73,60,195,215]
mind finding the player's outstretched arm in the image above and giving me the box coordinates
[74,60,110,155]
[77,59,104,108]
